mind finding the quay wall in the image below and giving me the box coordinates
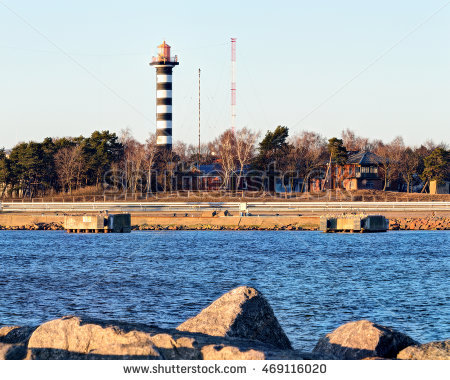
[0,213,449,230]
[0,214,319,230]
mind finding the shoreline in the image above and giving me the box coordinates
[0,215,449,231]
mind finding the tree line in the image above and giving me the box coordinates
[0,127,448,198]
[0,131,123,198]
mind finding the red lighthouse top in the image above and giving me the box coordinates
[150,40,178,65]
[158,41,171,59]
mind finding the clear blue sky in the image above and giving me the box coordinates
[1,0,449,149]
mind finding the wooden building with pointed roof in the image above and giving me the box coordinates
[309,151,385,191]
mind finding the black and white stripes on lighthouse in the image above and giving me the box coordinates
[150,41,179,151]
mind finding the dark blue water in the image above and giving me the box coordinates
[0,230,448,349]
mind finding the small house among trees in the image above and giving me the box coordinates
[309,150,385,191]
[341,151,384,190]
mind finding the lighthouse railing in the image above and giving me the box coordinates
[151,55,178,63]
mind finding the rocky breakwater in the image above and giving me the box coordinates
[1,286,448,360]
[0,222,63,231]
[389,217,450,230]
[136,224,313,231]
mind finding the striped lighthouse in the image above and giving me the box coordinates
[150,41,179,151]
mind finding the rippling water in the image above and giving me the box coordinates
[0,230,448,349]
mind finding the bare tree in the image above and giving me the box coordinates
[214,129,236,190]
[375,136,404,191]
[235,127,260,190]
[173,141,188,163]
[341,128,369,151]
[0,151,9,198]
[186,144,197,162]
[131,142,146,194]
[119,128,133,193]
[158,148,178,192]
[120,129,146,196]
[187,142,216,165]
[424,139,438,152]
[144,134,157,195]
[290,131,327,191]
[399,147,421,192]
[54,145,84,194]
[366,138,384,152]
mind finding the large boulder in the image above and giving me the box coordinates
[25,316,317,360]
[0,326,36,344]
[313,320,418,359]
[397,341,450,360]
[27,316,162,359]
[177,286,292,350]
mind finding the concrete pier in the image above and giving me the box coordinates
[320,214,389,233]
[107,214,131,233]
[64,214,131,233]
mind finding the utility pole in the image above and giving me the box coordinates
[198,68,201,167]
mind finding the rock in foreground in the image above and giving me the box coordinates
[177,286,292,350]
[27,316,162,359]
[26,316,321,360]
[397,341,450,360]
[0,326,36,344]
[313,320,418,359]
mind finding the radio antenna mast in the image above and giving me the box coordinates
[231,38,236,134]
[198,68,201,166]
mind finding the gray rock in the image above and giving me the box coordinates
[313,320,418,359]
[26,316,317,360]
[397,340,450,360]
[0,326,36,344]
[0,343,27,360]
[27,316,162,360]
[177,286,292,350]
